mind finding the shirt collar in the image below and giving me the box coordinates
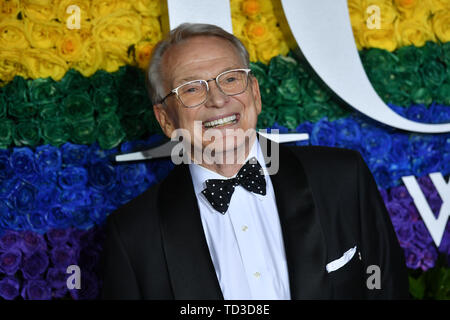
[189,137,269,196]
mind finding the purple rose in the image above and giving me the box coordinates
[420,246,438,271]
[69,271,99,300]
[427,191,443,219]
[386,201,411,226]
[0,276,20,300]
[0,230,22,251]
[0,249,22,275]
[438,229,450,255]
[404,247,422,269]
[78,247,100,271]
[50,244,76,267]
[390,186,413,203]
[46,267,69,289]
[47,229,71,246]
[378,188,389,204]
[21,250,49,279]
[21,231,47,255]
[21,280,52,300]
[412,221,434,245]
[395,224,414,245]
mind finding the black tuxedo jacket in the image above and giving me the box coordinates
[100,143,409,299]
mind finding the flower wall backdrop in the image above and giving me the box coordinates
[0,0,449,299]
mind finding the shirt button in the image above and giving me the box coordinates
[242,225,248,232]
[253,272,261,278]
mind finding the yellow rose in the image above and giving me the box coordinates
[231,15,247,39]
[23,19,62,49]
[395,17,436,47]
[230,0,245,16]
[0,0,21,20]
[0,50,27,84]
[92,10,142,45]
[22,0,56,21]
[245,20,271,44]
[360,27,398,51]
[133,0,161,17]
[0,19,29,50]
[363,0,398,25]
[134,41,154,70]
[255,39,281,64]
[71,39,103,77]
[394,0,432,19]
[432,9,450,42]
[430,0,450,13]
[56,0,91,25]
[140,16,162,43]
[99,41,132,73]
[23,48,68,81]
[90,0,132,19]
[240,38,257,62]
[56,31,84,62]
[348,0,365,27]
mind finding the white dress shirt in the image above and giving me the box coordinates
[188,138,291,300]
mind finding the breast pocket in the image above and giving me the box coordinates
[327,247,365,299]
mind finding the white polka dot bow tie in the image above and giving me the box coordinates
[201,157,266,214]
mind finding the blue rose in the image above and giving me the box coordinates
[36,181,60,209]
[361,127,392,159]
[0,151,12,180]
[87,162,116,191]
[441,152,450,174]
[405,105,430,123]
[370,161,391,189]
[61,143,89,166]
[60,189,91,207]
[35,144,61,175]
[72,206,94,230]
[411,151,441,176]
[46,205,72,229]
[26,211,48,234]
[429,103,450,123]
[117,163,147,187]
[91,206,109,225]
[146,159,174,184]
[58,166,88,190]
[0,276,20,300]
[310,118,336,147]
[10,147,36,176]
[87,142,118,164]
[0,201,25,231]
[409,134,442,158]
[21,250,49,280]
[388,104,406,117]
[21,280,52,300]
[334,118,361,149]
[12,181,37,213]
[0,249,22,275]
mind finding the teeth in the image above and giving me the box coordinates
[203,114,237,128]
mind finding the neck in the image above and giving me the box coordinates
[192,133,258,178]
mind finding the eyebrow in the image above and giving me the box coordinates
[173,65,243,87]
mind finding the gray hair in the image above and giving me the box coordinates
[145,23,250,105]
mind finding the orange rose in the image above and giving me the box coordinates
[134,41,154,70]
[242,0,261,17]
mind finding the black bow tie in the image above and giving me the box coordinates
[201,157,266,214]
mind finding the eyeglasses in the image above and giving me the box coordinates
[159,68,252,108]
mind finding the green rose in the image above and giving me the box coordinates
[41,119,70,147]
[420,60,446,90]
[277,105,303,130]
[121,115,148,140]
[442,42,450,67]
[0,94,6,118]
[0,119,14,148]
[70,117,96,145]
[256,105,277,129]
[302,98,330,122]
[276,78,302,105]
[250,62,269,88]
[90,69,116,91]
[421,41,442,62]
[29,78,61,104]
[13,120,41,147]
[360,48,398,72]
[296,59,312,80]
[395,45,422,73]
[97,114,126,150]
[39,102,63,120]
[8,101,38,119]
[434,82,450,106]
[268,55,299,80]
[325,100,351,121]
[4,76,29,103]
[62,93,94,121]
[143,110,164,136]
[118,89,149,117]
[411,87,433,105]
[305,78,330,103]
[93,89,118,115]
[58,69,90,94]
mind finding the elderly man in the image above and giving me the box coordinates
[101,23,409,300]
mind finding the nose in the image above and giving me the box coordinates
[204,80,229,108]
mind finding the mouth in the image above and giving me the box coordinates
[202,113,240,129]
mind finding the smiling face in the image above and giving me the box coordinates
[153,36,262,160]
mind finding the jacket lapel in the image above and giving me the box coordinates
[157,163,223,299]
[268,143,331,299]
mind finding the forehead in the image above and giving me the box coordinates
[161,36,244,85]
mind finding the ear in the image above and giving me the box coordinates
[250,75,262,115]
[153,103,175,138]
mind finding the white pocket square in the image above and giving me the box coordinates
[326,246,357,273]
